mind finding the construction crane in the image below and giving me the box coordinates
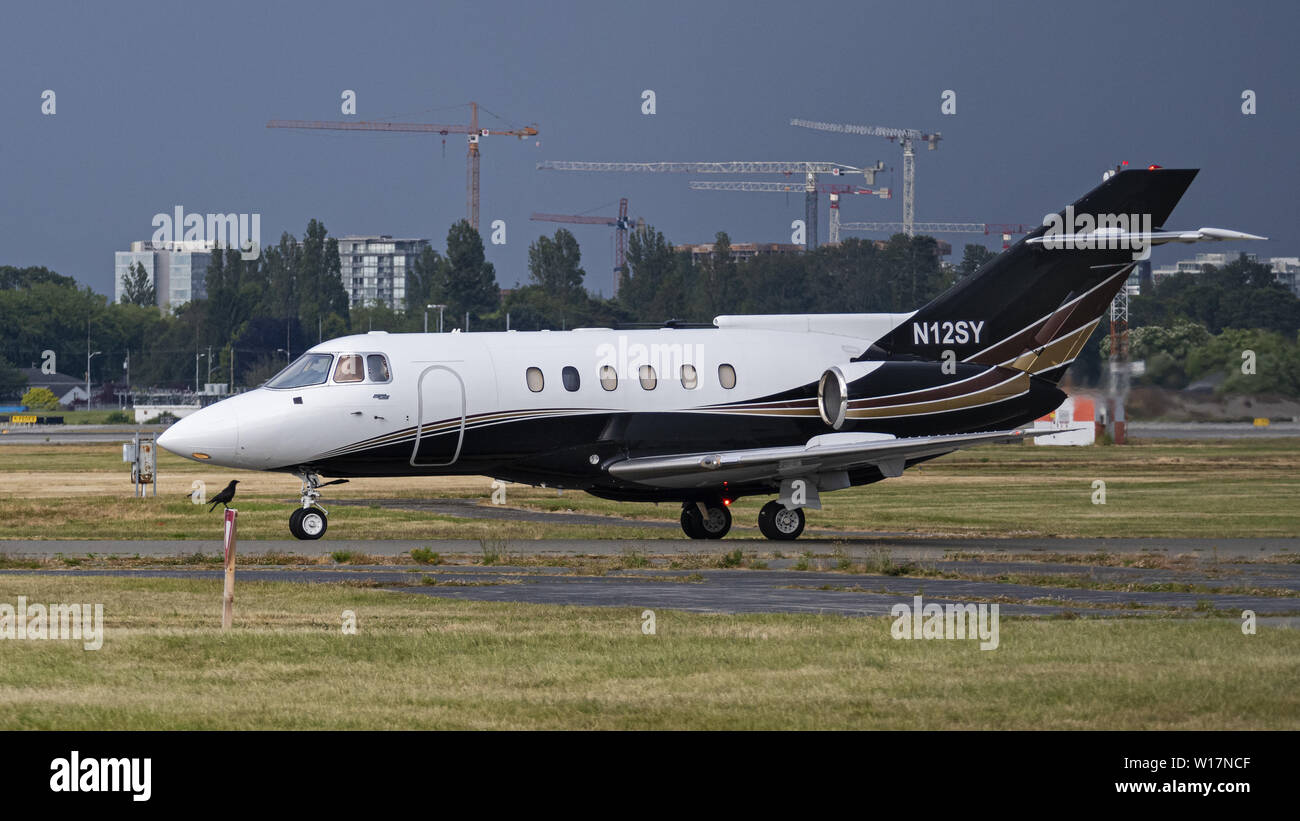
[841,221,1033,241]
[688,181,891,244]
[268,102,538,232]
[537,160,884,250]
[791,118,942,238]
[530,198,639,295]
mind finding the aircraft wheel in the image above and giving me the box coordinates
[680,506,707,539]
[698,503,731,539]
[290,507,328,540]
[758,501,804,541]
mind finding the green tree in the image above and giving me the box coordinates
[1188,328,1300,397]
[259,232,302,322]
[406,245,446,313]
[296,219,350,342]
[1131,253,1300,335]
[527,229,586,301]
[443,220,500,327]
[956,244,998,279]
[120,261,156,307]
[22,386,60,410]
[0,265,77,290]
[689,232,741,319]
[619,225,691,322]
[0,355,26,398]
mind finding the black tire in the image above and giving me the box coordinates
[680,506,707,539]
[290,506,328,540]
[698,503,732,539]
[758,501,804,541]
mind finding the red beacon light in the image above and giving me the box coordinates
[1148,164,1163,169]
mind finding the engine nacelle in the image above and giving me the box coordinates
[817,362,881,429]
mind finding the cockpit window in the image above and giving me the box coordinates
[334,354,364,383]
[266,353,334,389]
[367,354,391,383]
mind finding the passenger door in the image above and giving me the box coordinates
[410,364,466,466]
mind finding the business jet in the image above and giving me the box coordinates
[159,168,1262,540]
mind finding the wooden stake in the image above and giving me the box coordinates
[222,508,238,630]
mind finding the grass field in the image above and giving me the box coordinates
[1,574,1296,730]
[1,438,1298,540]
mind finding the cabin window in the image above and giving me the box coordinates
[718,363,737,389]
[366,354,391,383]
[639,365,657,390]
[266,353,333,389]
[562,366,580,392]
[680,364,698,389]
[334,354,364,383]
[599,365,618,391]
[526,367,545,392]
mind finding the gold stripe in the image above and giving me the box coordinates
[846,372,1030,419]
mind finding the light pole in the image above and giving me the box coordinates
[276,348,289,365]
[195,351,206,394]
[86,351,101,410]
[432,304,446,333]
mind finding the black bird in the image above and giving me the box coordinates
[207,480,240,511]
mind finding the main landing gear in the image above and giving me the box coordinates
[758,500,805,541]
[680,501,732,539]
[678,499,807,540]
[289,470,348,540]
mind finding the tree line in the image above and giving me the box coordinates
[2,217,1295,400]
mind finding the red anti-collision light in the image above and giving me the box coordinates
[1148,164,1162,169]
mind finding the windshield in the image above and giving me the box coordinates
[266,353,334,389]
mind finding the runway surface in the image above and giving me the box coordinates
[3,536,1296,559]
[4,538,1297,618]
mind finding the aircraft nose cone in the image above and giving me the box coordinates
[157,406,239,465]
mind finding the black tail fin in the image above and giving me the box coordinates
[865,168,1198,381]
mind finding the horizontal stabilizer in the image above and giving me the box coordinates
[1027,226,1267,247]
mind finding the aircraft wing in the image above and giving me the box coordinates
[606,428,1058,490]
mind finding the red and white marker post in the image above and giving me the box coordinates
[221,508,238,630]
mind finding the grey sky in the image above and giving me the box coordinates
[2,0,1296,298]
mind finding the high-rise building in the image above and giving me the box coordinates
[113,240,210,309]
[1268,257,1300,297]
[336,235,429,310]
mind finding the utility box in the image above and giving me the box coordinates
[127,434,157,496]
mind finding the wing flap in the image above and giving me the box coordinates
[606,428,1056,489]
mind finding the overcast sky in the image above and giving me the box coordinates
[2,0,1296,298]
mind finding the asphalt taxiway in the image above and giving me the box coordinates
[3,536,1295,560]
[4,538,1297,618]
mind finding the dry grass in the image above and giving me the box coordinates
[1,574,1296,730]
[1,439,1299,539]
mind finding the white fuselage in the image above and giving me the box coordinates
[157,314,912,474]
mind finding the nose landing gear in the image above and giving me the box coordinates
[289,470,348,540]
